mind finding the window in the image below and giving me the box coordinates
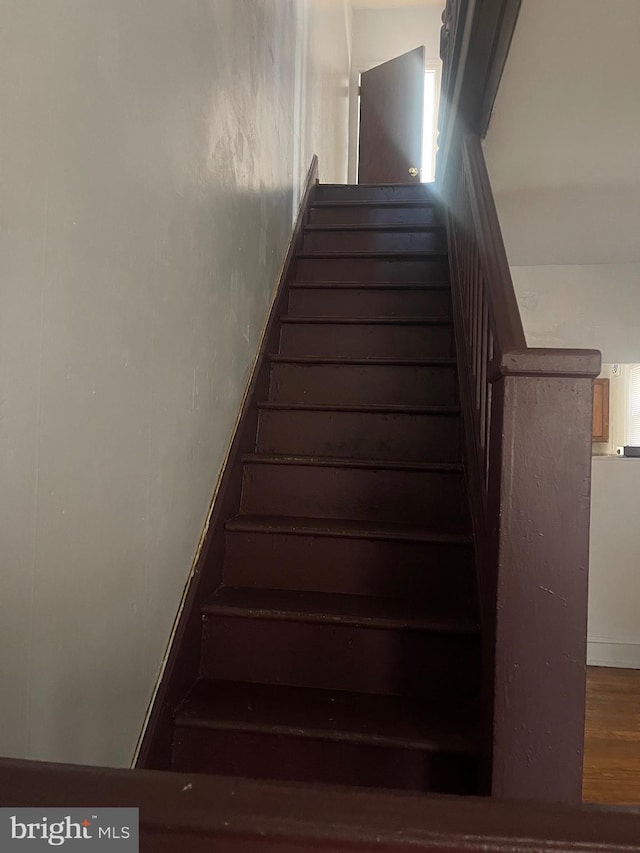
[591,364,640,456]
[627,364,640,446]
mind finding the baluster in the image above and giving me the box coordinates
[479,297,489,452]
[484,331,494,491]
[475,271,484,415]
[470,254,477,404]
[473,250,482,404]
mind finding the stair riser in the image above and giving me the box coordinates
[240,463,469,526]
[279,323,454,359]
[224,530,476,606]
[303,230,447,253]
[288,287,452,319]
[315,185,437,202]
[172,728,478,794]
[269,362,459,406]
[309,205,441,227]
[256,409,461,463]
[296,257,449,282]
[201,615,480,698]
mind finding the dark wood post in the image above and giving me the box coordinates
[488,349,600,802]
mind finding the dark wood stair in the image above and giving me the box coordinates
[288,281,453,318]
[256,401,461,462]
[269,355,459,406]
[173,680,479,792]
[223,516,476,603]
[167,182,482,795]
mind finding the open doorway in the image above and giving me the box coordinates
[347,2,445,184]
[353,49,440,184]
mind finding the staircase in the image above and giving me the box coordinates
[170,183,482,795]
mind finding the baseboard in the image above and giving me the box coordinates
[587,638,640,669]
[134,155,319,769]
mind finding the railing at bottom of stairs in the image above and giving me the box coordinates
[1,757,640,851]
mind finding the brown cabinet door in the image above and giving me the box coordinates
[358,46,425,185]
[592,378,610,442]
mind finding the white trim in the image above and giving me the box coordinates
[587,638,640,669]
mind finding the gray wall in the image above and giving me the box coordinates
[0,0,350,766]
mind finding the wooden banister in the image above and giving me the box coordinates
[438,1,601,804]
[437,0,522,194]
[2,758,640,851]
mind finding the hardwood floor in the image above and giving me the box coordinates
[583,666,640,805]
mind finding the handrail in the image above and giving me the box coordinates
[438,0,601,805]
[2,758,640,851]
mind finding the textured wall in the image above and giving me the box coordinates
[510,264,640,364]
[0,0,350,766]
[293,0,352,195]
[484,0,640,267]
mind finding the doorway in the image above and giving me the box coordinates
[350,51,441,184]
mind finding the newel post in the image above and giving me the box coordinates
[488,348,601,803]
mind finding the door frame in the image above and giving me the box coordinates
[348,57,442,184]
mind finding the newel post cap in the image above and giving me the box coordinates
[489,348,601,382]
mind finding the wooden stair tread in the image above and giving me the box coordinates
[289,281,449,290]
[242,453,463,473]
[281,316,452,326]
[203,587,478,634]
[297,250,447,259]
[269,354,457,366]
[310,200,437,209]
[257,401,460,415]
[175,679,480,753]
[318,182,435,190]
[304,224,445,233]
[225,514,473,545]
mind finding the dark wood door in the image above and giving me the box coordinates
[358,46,425,185]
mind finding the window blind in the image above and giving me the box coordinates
[628,364,640,446]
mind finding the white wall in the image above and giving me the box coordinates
[348,3,444,181]
[511,264,640,363]
[302,0,353,187]
[589,458,640,668]
[0,0,350,767]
